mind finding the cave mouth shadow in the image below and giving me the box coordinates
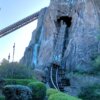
[57,16,72,27]
[52,63,71,86]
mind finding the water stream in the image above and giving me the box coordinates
[32,27,44,66]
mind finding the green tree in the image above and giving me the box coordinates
[1,59,9,65]
[0,62,33,79]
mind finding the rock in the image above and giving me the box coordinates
[21,0,100,71]
[33,69,46,83]
[20,0,100,96]
[64,72,100,96]
[3,85,32,100]
[64,86,81,96]
[20,7,47,67]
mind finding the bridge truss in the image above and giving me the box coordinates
[0,11,40,38]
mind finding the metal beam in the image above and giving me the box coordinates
[0,11,40,38]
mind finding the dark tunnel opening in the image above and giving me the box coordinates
[52,63,60,68]
[57,16,72,27]
[61,78,71,86]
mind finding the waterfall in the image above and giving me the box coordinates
[33,44,39,66]
[32,27,44,66]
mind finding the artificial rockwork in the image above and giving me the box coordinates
[21,0,100,96]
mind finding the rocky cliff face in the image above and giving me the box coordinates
[20,0,100,96]
[21,0,100,70]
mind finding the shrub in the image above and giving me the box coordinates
[47,88,59,97]
[0,59,9,65]
[4,79,37,86]
[0,61,34,79]
[28,82,46,100]
[79,84,100,100]
[3,85,32,100]
[48,92,81,100]
[92,55,100,71]
[0,96,5,100]
[47,88,81,100]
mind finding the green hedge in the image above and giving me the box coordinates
[47,88,81,100]
[47,88,59,97]
[4,79,37,86]
[0,96,5,100]
[49,92,81,100]
[28,82,46,100]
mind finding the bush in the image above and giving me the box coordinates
[28,82,46,100]
[79,85,100,100]
[0,61,34,79]
[92,55,100,72]
[0,96,5,100]
[48,92,81,100]
[3,85,32,100]
[47,88,81,100]
[4,79,37,86]
[47,88,59,97]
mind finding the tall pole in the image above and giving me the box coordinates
[12,43,15,62]
[8,53,10,62]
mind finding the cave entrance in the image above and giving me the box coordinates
[57,16,72,27]
[52,63,60,69]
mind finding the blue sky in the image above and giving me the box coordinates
[0,0,50,62]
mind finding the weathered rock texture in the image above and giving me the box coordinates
[20,0,100,96]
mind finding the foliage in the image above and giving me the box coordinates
[47,88,59,97]
[2,85,33,100]
[4,79,37,86]
[0,96,5,100]
[90,34,100,73]
[79,84,100,100]
[0,59,9,65]
[0,61,34,79]
[28,82,46,100]
[48,92,81,100]
[92,55,100,71]
[47,88,81,100]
